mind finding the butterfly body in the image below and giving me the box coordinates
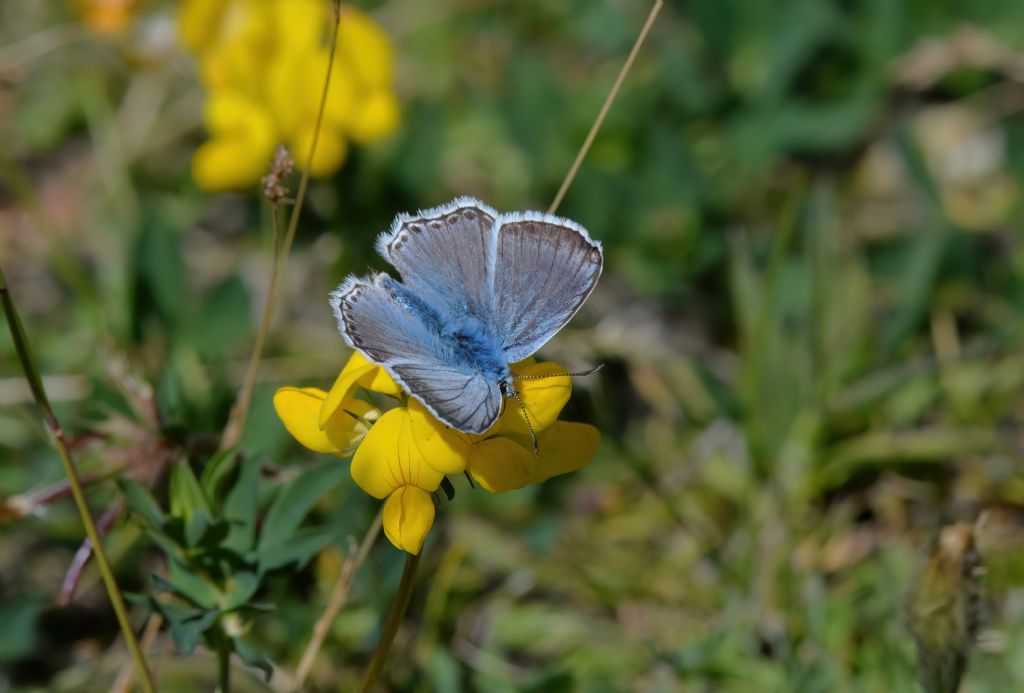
[331,197,602,435]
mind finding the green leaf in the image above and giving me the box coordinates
[134,213,186,326]
[170,460,211,525]
[185,511,213,548]
[159,561,221,610]
[258,462,346,552]
[223,456,262,553]
[221,570,261,612]
[233,637,273,681]
[189,275,252,358]
[258,527,338,573]
[199,449,238,502]
[118,479,165,528]
[0,598,43,663]
[170,561,220,609]
[187,514,231,551]
[146,598,218,656]
[169,609,219,656]
[141,525,188,563]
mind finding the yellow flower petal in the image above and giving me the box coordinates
[407,399,470,475]
[382,486,435,555]
[192,135,275,192]
[290,125,348,178]
[177,0,228,53]
[468,422,600,492]
[319,352,401,430]
[272,0,323,53]
[496,362,571,438]
[467,437,534,493]
[350,408,444,499]
[273,387,370,455]
[192,91,276,191]
[530,422,600,482]
[348,90,400,144]
[80,0,138,33]
[337,7,394,88]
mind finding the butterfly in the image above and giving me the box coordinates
[329,197,603,438]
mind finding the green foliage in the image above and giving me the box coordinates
[7,0,1024,689]
[119,456,344,681]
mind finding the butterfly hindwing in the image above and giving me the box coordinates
[330,273,504,434]
[491,212,603,363]
[390,364,502,435]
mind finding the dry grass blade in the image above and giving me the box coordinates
[292,511,383,691]
[548,0,664,214]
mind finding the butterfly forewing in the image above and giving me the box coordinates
[330,273,504,434]
[375,197,499,321]
[491,213,603,363]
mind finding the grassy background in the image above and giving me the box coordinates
[5,0,1024,690]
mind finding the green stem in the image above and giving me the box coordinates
[0,265,155,693]
[217,644,231,693]
[358,552,422,692]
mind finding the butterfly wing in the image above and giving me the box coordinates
[375,197,499,321]
[491,212,603,363]
[330,273,503,434]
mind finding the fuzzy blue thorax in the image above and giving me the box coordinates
[385,276,509,382]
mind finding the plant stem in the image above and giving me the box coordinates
[548,0,663,215]
[219,3,343,450]
[111,613,164,693]
[0,265,155,693]
[358,551,422,693]
[220,205,285,450]
[292,510,383,691]
[217,644,231,693]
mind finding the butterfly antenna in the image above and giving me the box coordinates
[512,364,604,380]
[506,384,539,455]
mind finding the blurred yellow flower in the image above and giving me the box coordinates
[178,0,400,191]
[273,352,599,554]
[77,0,138,33]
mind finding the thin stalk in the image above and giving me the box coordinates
[217,644,231,693]
[111,613,164,693]
[220,2,343,450]
[358,552,422,692]
[548,0,663,214]
[0,265,155,693]
[220,205,285,449]
[292,510,383,691]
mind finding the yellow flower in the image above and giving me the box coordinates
[273,353,600,554]
[178,1,401,191]
[272,387,373,457]
[78,0,138,33]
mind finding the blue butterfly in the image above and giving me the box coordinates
[330,197,603,437]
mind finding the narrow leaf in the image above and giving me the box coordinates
[233,637,273,681]
[118,479,164,528]
[170,460,211,524]
[258,526,338,573]
[258,463,346,552]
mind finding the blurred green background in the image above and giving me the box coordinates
[5,0,1024,690]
